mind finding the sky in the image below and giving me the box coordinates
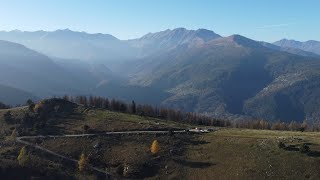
[0,0,319,42]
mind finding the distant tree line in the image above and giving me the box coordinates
[0,101,11,109]
[1,95,318,132]
[60,95,230,127]
[58,95,319,132]
[231,119,313,132]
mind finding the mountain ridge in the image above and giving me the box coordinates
[274,39,320,55]
[126,35,320,122]
[1,28,320,122]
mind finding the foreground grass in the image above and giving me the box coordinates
[182,128,320,180]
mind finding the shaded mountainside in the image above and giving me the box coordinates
[0,40,86,97]
[0,84,38,105]
[0,40,166,105]
[128,28,221,57]
[128,35,320,122]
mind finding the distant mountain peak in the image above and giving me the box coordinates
[55,28,72,32]
[128,28,221,56]
[141,28,220,39]
[212,34,263,48]
[10,29,22,33]
[274,39,320,55]
[172,27,187,31]
[228,34,254,42]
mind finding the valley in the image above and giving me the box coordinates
[1,1,320,179]
[1,29,320,123]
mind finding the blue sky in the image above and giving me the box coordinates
[0,0,319,42]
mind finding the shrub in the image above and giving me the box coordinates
[151,140,159,155]
[82,125,90,133]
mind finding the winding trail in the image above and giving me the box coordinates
[16,130,186,178]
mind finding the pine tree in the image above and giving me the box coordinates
[26,99,34,106]
[17,146,29,167]
[151,140,160,155]
[78,152,88,172]
[131,100,136,114]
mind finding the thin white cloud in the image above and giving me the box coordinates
[257,23,292,29]
[39,33,49,40]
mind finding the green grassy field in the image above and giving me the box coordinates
[182,129,320,180]
[1,100,320,179]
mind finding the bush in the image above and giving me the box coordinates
[82,125,90,133]
[299,143,310,153]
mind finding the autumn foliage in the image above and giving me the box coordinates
[151,140,160,155]
[17,146,29,167]
[78,153,88,172]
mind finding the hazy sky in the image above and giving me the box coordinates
[0,0,319,42]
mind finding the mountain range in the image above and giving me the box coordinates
[274,39,320,55]
[1,28,320,123]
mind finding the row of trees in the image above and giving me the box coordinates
[60,95,316,132]
[2,95,316,132]
[231,119,311,132]
[61,95,229,127]
[0,101,11,109]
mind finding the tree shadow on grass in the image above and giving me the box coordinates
[304,143,313,146]
[284,145,299,152]
[173,159,215,168]
[307,151,320,157]
[187,140,210,145]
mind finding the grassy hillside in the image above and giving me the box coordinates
[183,129,320,179]
[1,99,320,179]
[0,99,194,179]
